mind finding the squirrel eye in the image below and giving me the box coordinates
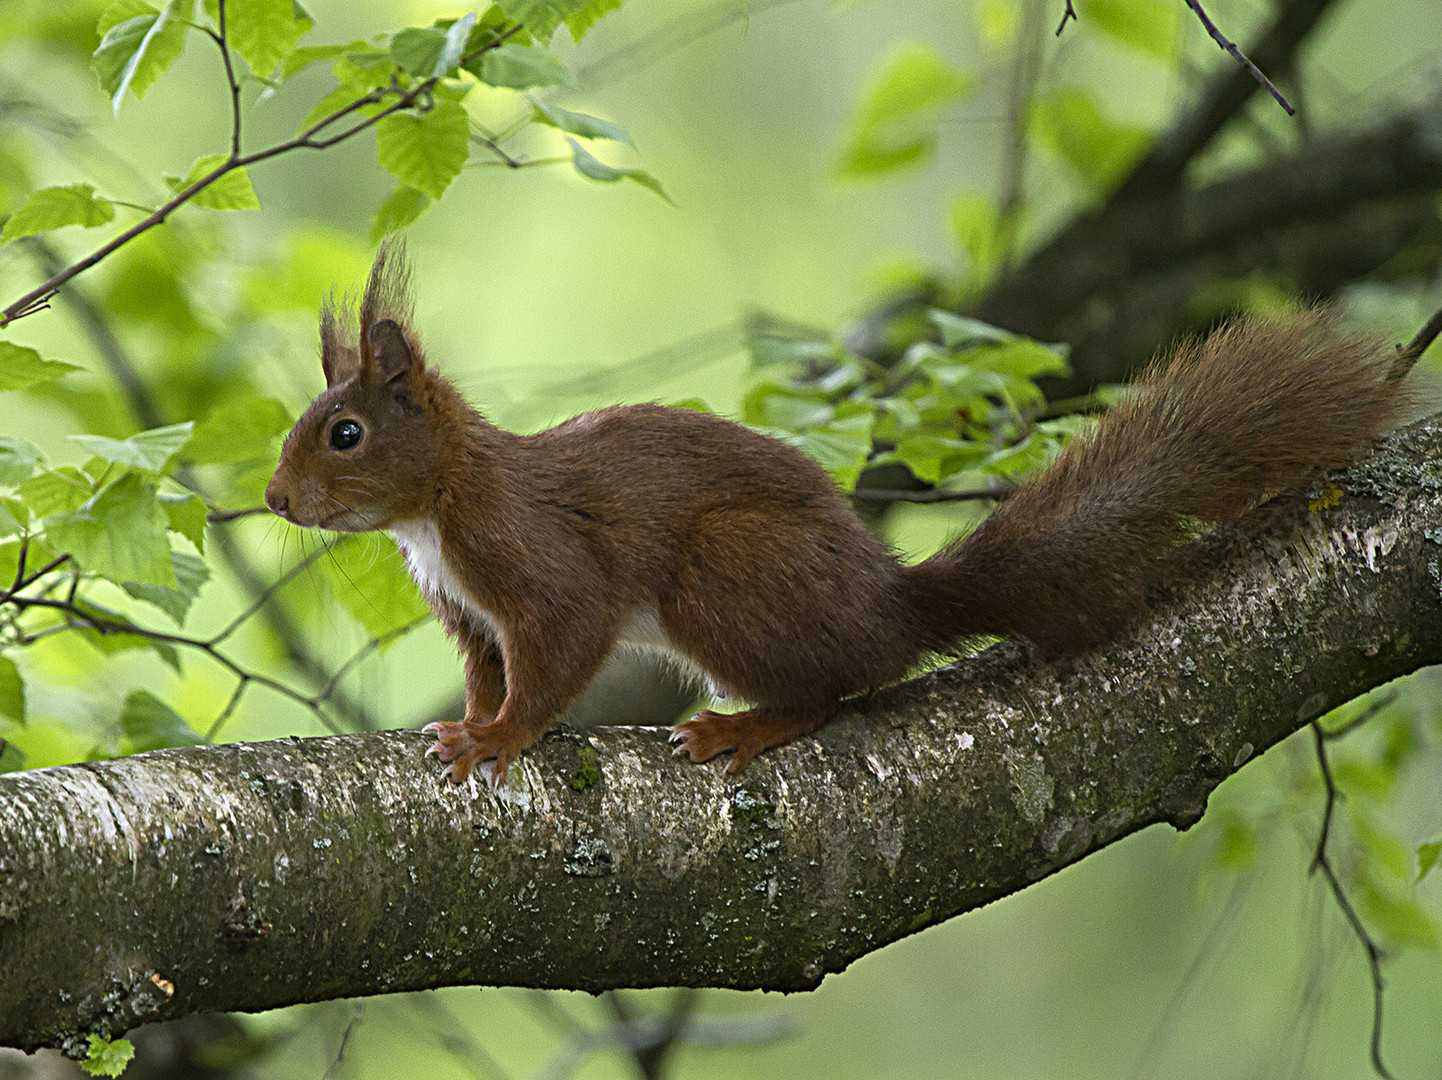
[329,419,363,451]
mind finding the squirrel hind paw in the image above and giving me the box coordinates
[422,718,519,787]
[672,706,834,774]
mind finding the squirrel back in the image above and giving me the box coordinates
[903,308,1414,656]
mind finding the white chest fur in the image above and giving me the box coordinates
[389,519,493,633]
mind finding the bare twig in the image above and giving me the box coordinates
[1391,295,1442,380]
[1055,0,1076,36]
[322,1002,365,1080]
[205,505,271,523]
[1308,721,1395,1080]
[1317,691,1398,741]
[1183,0,1294,114]
[209,0,243,160]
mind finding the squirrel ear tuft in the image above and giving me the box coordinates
[320,296,360,387]
[367,318,415,383]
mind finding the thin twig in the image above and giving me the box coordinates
[1055,0,1076,36]
[322,1002,365,1080]
[1183,0,1295,115]
[210,0,243,160]
[1308,721,1395,1080]
[1390,296,1442,380]
[205,505,271,523]
[1317,691,1397,741]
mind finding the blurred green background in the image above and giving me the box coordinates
[3,0,1442,1076]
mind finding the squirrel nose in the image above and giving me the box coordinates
[265,487,290,518]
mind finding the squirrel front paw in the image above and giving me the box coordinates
[423,719,524,786]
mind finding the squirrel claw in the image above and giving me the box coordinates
[420,717,523,788]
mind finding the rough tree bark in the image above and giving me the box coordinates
[2,418,1440,1056]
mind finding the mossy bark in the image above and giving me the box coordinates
[2,421,1441,1056]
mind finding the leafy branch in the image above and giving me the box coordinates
[0,7,522,329]
[0,533,424,745]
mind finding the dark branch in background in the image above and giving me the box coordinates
[1310,711,1397,1080]
[1116,0,1340,198]
[0,23,521,328]
[1182,0,1295,114]
[972,105,1442,393]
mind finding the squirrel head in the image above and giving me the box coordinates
[266,240,446,532]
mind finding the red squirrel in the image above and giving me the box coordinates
[265,241,1422,785]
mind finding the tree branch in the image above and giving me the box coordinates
[3,418,1441,1055]
[973,105,1442,390]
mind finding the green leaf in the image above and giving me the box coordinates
[889,433,989,484]
[434,13,480,75]
[47,473,176,588]
[375,100,471,199]
[160,493,207,554]
[82,1035,135,1078]
[478,43,577,89]
[1358,871,1441,951]
[0,438,41,486]
[93,1,189,113]
[17,467,91,517]
[324,534,430,643]
[389,26,448,77]
[390,13,476,78]
[787,421,873,489]
[98,0,157,36]
[493,0,591,43]
[70,421,193,475]
[120,551,209,625]
[0,342,81,391]
[120,689,206,752]
[836,44,972,177]
[565,0,623,41]
[1419,836,1442,882]
[222,0,312,78]
[72,598,182,671]
[370,185,432,244]
[184,396,291,465]
[930,310,1014,348]
[950,192,1003,285]
[528,97,632,145]
[0,656,23,722]
[567,138,670,202]
[1086,0,1179,60]
[0,184,116,243]
[275,39,366,81]
[1033,88,1151,192]
[164,155,261,210]
[0,499,23,540]
[743,381,834,430]
[971,339,1071,380]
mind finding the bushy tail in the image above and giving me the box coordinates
[903,308,1415,657]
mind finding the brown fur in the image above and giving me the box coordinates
[266,245,1412,783]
